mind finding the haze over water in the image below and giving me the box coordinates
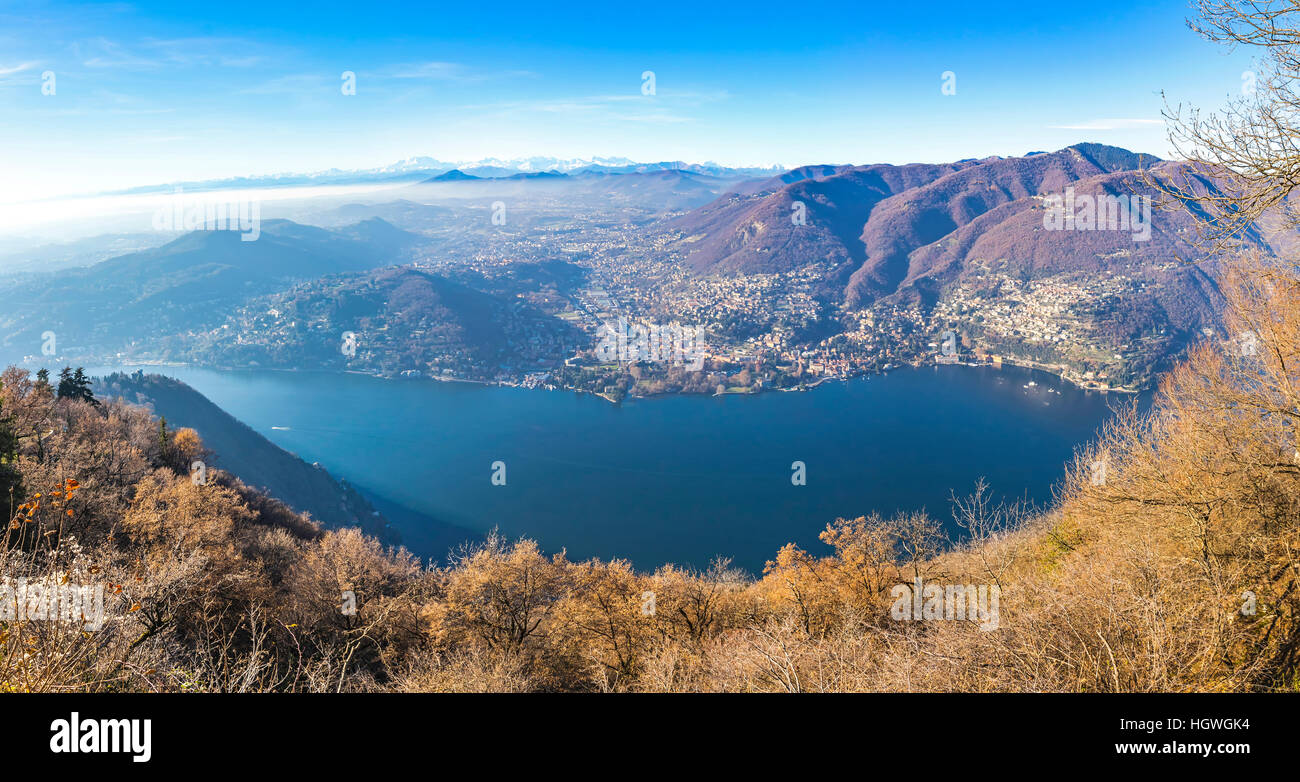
[99,363,1145,572]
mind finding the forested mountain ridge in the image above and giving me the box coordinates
[184,265,584,378]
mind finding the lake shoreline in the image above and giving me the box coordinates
[87,355,1140,407]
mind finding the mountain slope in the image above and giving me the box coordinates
[0,218,425,361]
[845,144,1163,303]
[94,371,402,544]
[660,145,1290,386]
[187,265,583,377]
[671,161,976,278]
[670,145,1170,300]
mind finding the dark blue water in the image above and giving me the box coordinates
[93,364,1144,572]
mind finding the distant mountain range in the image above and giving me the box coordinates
[411,167,744,212]
[102,157,784,196]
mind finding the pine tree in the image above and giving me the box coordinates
[56,366,75,398]
[55,366,98,406]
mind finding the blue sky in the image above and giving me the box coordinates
[0,0,1257,199]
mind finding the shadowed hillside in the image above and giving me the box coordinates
[93,371,407,545]
[93,371,479,561]
[185,265,584,378]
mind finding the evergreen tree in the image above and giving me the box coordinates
[55,366,98,406]
[56,366,74,398]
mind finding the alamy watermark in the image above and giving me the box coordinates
[1237,330,1258,357]
[890,577,1000,631]
[151,187,261,241]
[595,317,706,370]
[50,712,151,763]
[1,577,106,631]
[1043,186,1151,242]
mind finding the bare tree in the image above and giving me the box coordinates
[1156,1,1300,257]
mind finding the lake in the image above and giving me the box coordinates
[91,363,1146,573]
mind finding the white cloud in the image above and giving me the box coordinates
[0,61,38,77]
[77,36,271,69]
[239,73,331,95]
[382,61,536,82]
